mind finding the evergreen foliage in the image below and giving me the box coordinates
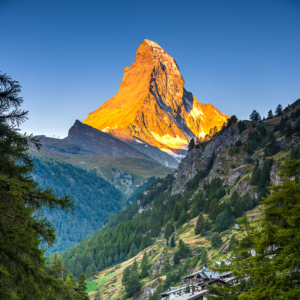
[173,252,180,265]
[237,120,247,134]
[176,240,190,259]
[32,157,123,254]
[173,202,183,221]
[211,233,222,249]
[214,211,229,232]
[227,115,238,127]
[275,104,283,116]
[285,122,293,138]
[264,137,280,156]
[176,209,189,228]
[188,138,195,150]
[140,263,149,279]
[77,273,89,300]
[251,159,273,201]
[230,190,239,206]
[189,203,199,218]
[170,236,176,247]
[0,72,75,299]
[164,223,174,240]
[207,160,300,299]
[201,248,209,266]
[267,109,273,119]
[249,110,261,121]
[125,273,141,297]
[291,145,300,160]
[195,214,204,235]
[234,198,244,217]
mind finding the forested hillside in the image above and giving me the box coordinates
[31,157,123,254]
[59,99,300,300]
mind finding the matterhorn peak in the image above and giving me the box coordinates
[84,40,228,156]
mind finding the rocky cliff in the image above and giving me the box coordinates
[172,122,253,195]
[84,39,228,157]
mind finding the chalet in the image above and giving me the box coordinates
[158,268,233,300]
[181,267,223,286]
[197,278,227,290]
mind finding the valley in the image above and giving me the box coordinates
[58,99,300,299]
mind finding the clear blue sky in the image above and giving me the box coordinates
[1,0,300,138]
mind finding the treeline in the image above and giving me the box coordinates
[31,157,123,254]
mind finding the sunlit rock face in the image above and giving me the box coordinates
[84,39,228,155]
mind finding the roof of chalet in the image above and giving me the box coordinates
[197,278,227,287]
[182,270,223,280]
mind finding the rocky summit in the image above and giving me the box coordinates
[84,39,228,157]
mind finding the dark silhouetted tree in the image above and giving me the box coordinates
[275,104,283,116]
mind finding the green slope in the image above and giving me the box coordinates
[59,100,300,299]
[32,156,123,255]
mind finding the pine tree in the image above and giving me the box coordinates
[267,109,273,119]
[177,239,190,258]
[214,212,229,232]
[170,236,176,247]
[249,110,261,121]
[210,202,220,221]
[211,232,222,249]
[129,243,138,258]
[195,192,206,211]
[85,265,92,280]
[230,190,239,206]
[141,251,148,269]
[77,273,89,300]
[122,266,131,286]
[131,260,139,274]
[203,217,212,231]
[173,252,180,265]
[195,214,204,235]
[140,263,149,279]
[65,273,75,289]
[188,138,195,150]
[190,204,199,218]
[125,272,142,297]
[173,202,183,221]
[201,248,208,266]
[275,104,283,116]
[0,72,74,298]
[242,191,253,211]
[234,198,244,217]
[200,228,206,236]
[285,123,293,138]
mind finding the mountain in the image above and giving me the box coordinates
[65,120,154,160]
[66,120,178,168]
[60,100,300,299]
[29,120,175,196]
[84,39,229,157]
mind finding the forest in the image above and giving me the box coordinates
[59,101,300,299]
[31,157,123,254]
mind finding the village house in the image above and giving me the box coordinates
[158,268,233,300]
